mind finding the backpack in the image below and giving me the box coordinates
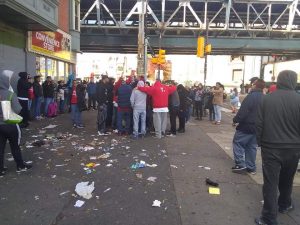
[47,102,57,117]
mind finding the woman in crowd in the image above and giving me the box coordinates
[70,80,86,128]
[212,82,224,125]
[230,87,239,113]
[0,70,32,176]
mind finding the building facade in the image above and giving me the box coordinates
[0,0,80,86]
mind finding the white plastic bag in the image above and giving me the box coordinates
[1,100,23,124]
[75,181,95,199]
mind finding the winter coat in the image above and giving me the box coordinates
[212,87,224,105]
[76,84,87,112]
[33,81,43,97]
[130,81,147,111]
[169,90,180,108]
[138,81,176,109]
[0,70,22,125]
[17,72,32,99]
[256,71,300,149]
[233,89,263,134]
[117,84,132,108]
[96,81,108,105]
[87,82,96,95]
[42,81,55,98]
[177,85,189,111]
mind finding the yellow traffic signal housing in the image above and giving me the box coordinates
[158,49,166,64]
[197,36,205,58]
[151,57,159,64]
[205,44,212,54]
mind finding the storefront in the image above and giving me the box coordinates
[28,30,75,81]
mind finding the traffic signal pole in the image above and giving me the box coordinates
[204,19,209,86]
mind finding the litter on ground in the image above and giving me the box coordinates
[75,181,95,199]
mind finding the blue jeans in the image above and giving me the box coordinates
[59,99,65,113]
[213,104,222,122]
[117,111,131,133]
[44,97,53,116]
[34,97,42,118]
[232,130,257,171]
[133,109,146,136]
[71,104,82,126]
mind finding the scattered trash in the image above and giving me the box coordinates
[152,200,161,207]
[198,166,211,170]
[205,178,219,187]
[106,164,113,167]
[34,196,39,200]
[146,163,158,168]
[136,173,143,179]
[131,161,146,169]
[89,156,97,160]
[74,200,85,208]
[75,182,95,199]
[59,191,70,196]
[170,165,178,169]
[25,161,33,164]
[147,177,157,182]
[85,163,97,168]
[181,152,187,155]
[43,124,58,129]
[98,153,111,159]
[103,188,111,193]
[7,157,14,162]
[55,164,67,167]
[51,175,57,179]
[208,187,220,195]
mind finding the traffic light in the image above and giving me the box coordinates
[158,49,166,64]
[197,36,205,58]
[151,56,159,64]
[205,44,212,54]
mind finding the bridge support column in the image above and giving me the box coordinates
[137,0,146,77]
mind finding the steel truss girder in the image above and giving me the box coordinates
[81,0,300,37]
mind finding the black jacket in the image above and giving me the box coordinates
[96,81,108,105]
[256,71,300,149]
[233,89,263,134]
[33,81,43,97]
[177,85,189,111]
[76,84,87,112]
[42,81,55,98]
[17,72,32,98]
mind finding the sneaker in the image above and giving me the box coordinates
[16,164,32,173]
[246,168,257,175]
[166,133,176,137]
[73,123,77,128]
[98,131,109,136]
[279,205,294,214]
[254,218,269,225]
[76,125,84,129]
[113,129,118,133]
[232,165,247,174]
[0,167,7,177]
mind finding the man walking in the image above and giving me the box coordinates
[255,70,300,225]
[231,78,265,175]
[96,75,109,135]
[87,77,97,110]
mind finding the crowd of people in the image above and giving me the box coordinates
[1,69,300,225]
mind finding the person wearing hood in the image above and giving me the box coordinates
[130,80,147,139]
[138,79,176,139]
[255,71,300,225]
[0,70,32,176]
[177,84,189,133]
[33,75,43,120]
[17,72,32,127]
[42,76,55,117]
[231,78,265,175]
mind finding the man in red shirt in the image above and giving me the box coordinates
[138,79,176,138]
[70,80,84,128]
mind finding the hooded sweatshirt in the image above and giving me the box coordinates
[130,81,147,111]
[256,70,300,149]
[0,70,22,125]
[17,72,32,99]
[138,80,177,110]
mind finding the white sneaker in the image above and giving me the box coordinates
[166,134,176,137]
[98,131,108,136]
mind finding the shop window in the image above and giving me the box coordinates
[38,57,46,80]
[47,58,57,80]
[58,61,65,81]
[73,0,80,31]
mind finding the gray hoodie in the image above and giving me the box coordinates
[0,70,22,125]
[130,81,147,111]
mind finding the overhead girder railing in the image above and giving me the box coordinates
[80,0,300,38]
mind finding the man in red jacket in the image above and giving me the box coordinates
[138,80,176,138]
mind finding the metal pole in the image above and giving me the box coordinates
[204,19,209,86]
[144,0,148,79]
[158,32,162,80]
[137,0,145,76]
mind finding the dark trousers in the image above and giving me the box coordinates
[146,108,153,132]
[88,94,96,109]
[0,124,24,169]
[169,106,179,134]
[97,104,107,133]
[178,110,186,131]
[261,147,300,225]
[117,111,131,133]
[106,102,113,128]
[19,99,29,124]
[195,101,203,119]
[209,107,215,121]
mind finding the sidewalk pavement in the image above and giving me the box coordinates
[0,109,299,225]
